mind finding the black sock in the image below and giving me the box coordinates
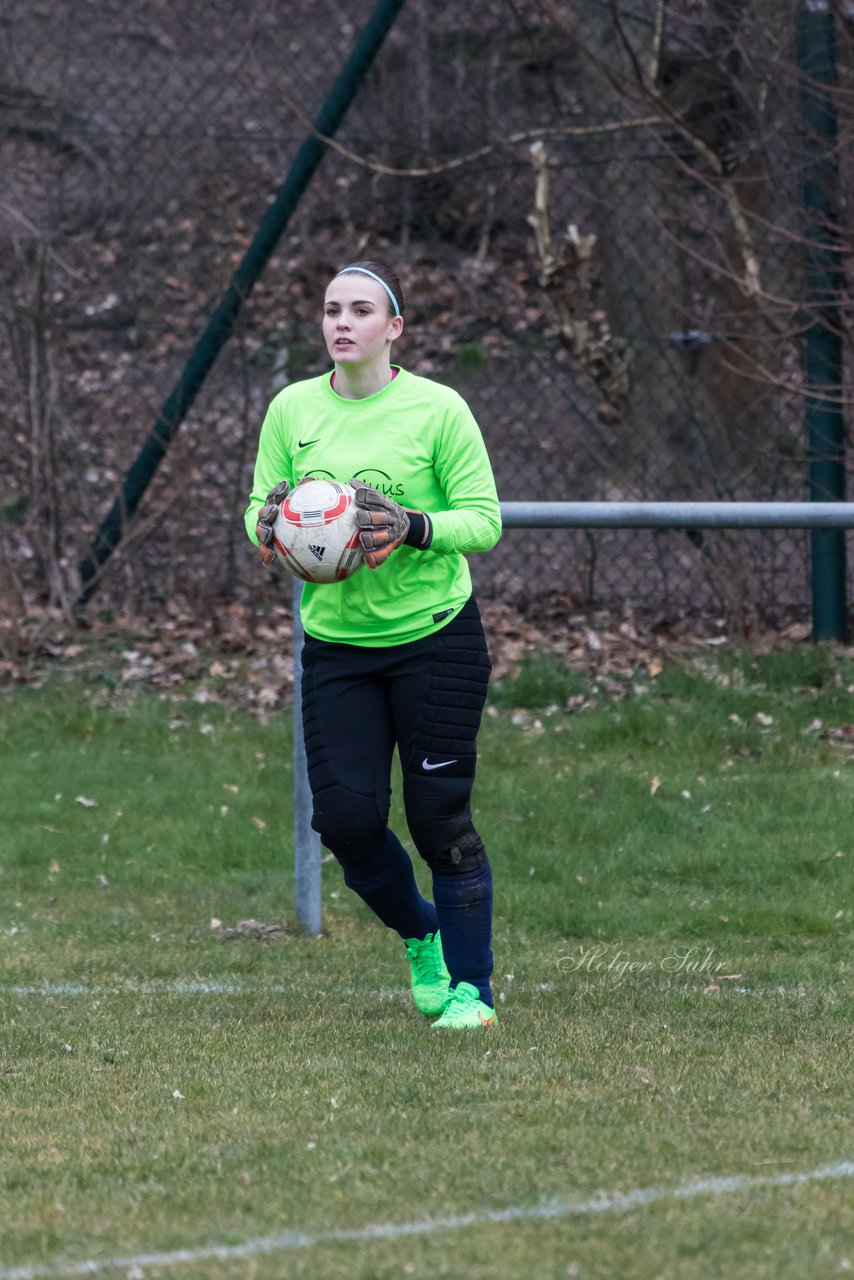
[432,858,494,1006]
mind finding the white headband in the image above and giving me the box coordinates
[336,266,401,316]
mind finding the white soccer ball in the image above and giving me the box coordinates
[271,479,364,584]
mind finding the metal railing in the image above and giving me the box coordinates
[500,502,854,529]
[292,500,854,934]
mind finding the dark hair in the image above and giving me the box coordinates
[335,259,405,317]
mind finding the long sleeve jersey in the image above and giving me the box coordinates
[245,366,501,646]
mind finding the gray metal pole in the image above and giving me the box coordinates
[499,501,854,528]
[292,580,322,935]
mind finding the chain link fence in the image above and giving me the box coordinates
[2,0,852,638]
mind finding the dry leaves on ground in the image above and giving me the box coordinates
[0,593,818,721]
[211,918,288,942]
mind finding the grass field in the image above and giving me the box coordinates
[1,643,852,1279]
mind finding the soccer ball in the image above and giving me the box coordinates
[271,479,364,584]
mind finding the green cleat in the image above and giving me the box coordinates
[404,931,451,1016]
[431,980,498,1029]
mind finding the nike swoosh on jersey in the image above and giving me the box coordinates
[422,758,458,771]
[298,437,320,448]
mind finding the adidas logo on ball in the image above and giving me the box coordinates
[271,479,364,584]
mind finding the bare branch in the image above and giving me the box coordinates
[535,0,764,297]
[529,141,632,427]
[608,0,648,91]
[276,83,662,178]
[648,0,666,86]
[0,202,88,281]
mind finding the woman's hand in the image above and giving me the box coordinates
[256,479,290,567]
[349,480,411,569]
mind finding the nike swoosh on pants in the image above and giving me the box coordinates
[422,758,457,771]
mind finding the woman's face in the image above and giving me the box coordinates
[322,274,403,368]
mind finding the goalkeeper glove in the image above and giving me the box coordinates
[255,479,290,565]
[349,480,432,570]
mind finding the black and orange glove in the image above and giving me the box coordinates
[256,479,290,547]
[255,479,290,565]
[349,480,432,570]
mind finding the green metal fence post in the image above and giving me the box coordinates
[798,0,847,641]
[78,0,408,603]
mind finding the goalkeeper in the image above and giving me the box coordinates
[245,260,501,1029]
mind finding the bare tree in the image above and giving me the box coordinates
[524,0,851,628]
[3,235,74,615]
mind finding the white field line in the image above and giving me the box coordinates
[0,1160,852,1280]
[0,979,819,999]
[0,980,409,999]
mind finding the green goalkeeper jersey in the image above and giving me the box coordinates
[245,367,502,647]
